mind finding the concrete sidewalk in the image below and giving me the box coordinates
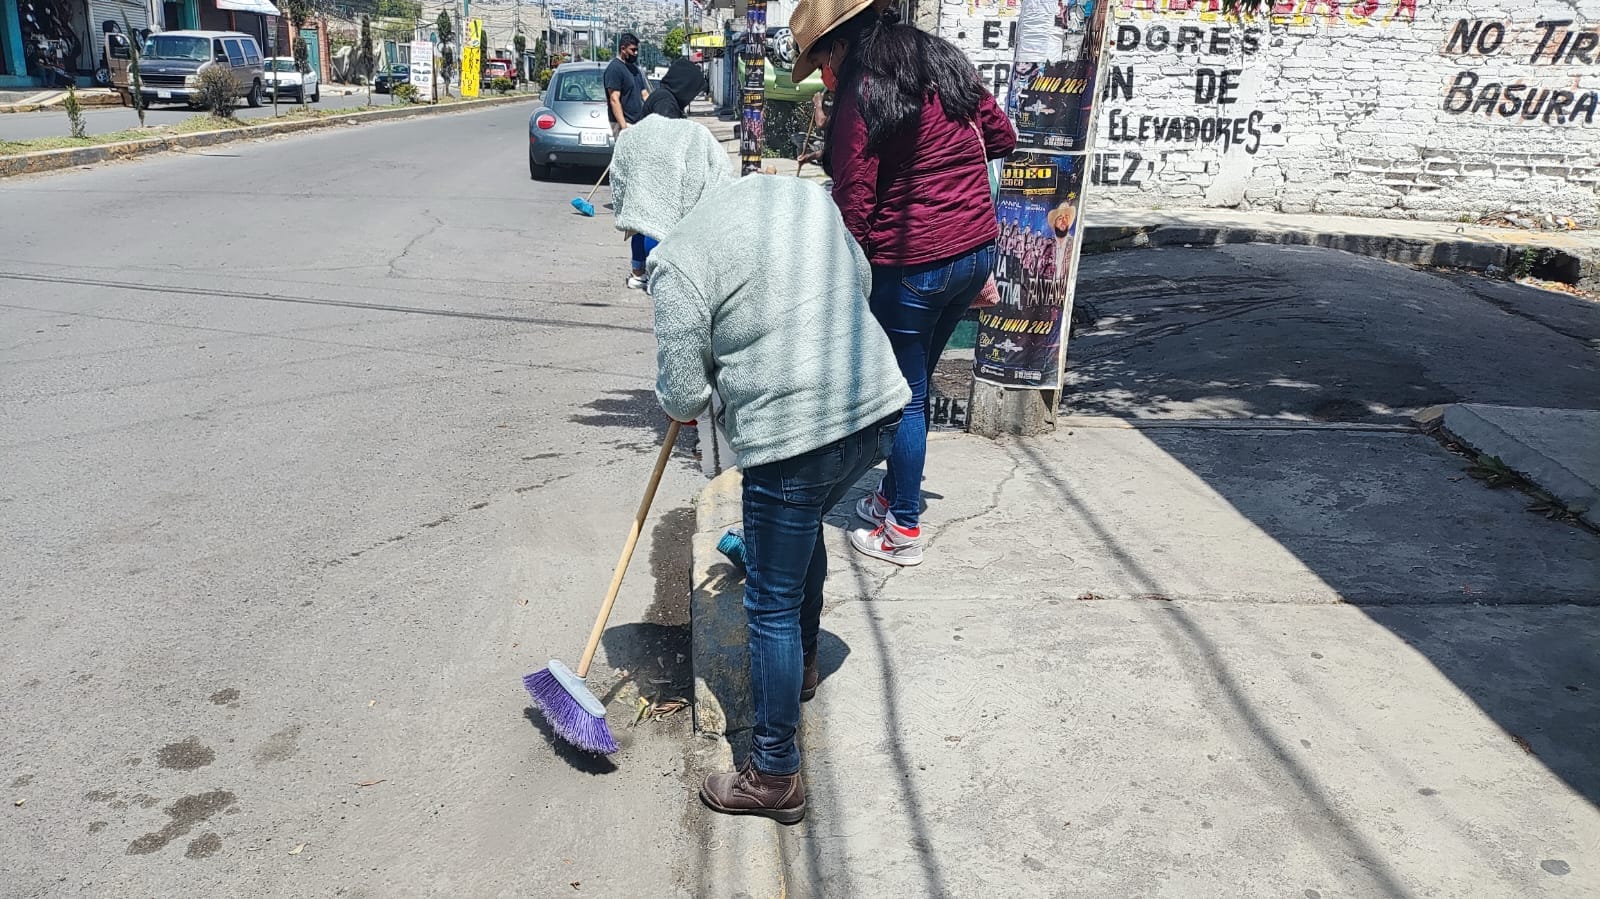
[689,427,1600,897]
[0,87,123,113]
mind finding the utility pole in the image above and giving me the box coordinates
[968,0,1112,437]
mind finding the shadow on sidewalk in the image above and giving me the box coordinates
[772,247,1599,892]
[1037,247,1600,808]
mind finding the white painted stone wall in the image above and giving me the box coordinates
[941,0,1600,224]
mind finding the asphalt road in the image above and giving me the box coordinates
[1,90,386,141]
[1,101,711,897]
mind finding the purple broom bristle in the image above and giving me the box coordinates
[524,668,618,755]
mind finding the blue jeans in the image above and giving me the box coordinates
[869,242,996,528]
[740,413,900,775]
[630,234,658,274]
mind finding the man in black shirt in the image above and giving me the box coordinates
[603,33,648,132]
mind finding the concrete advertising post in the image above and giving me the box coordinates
[969,0,1112,437]
[409,40,436,102]
[738,0,768,175]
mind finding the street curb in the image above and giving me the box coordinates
[1437,404,1600,530]
[0,94,536,178]
[1080,222,1600,291]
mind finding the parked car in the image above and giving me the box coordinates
[373,65,410,93]
[262,56,320,102]
[481,59,512,88]
[527,61,613,180]
[135,30,265,108]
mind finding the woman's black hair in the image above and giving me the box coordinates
[818,7,986,177]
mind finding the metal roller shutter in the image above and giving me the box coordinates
[88,0,150,37]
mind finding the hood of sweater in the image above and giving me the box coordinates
[611,117,734,242]
[659,58,704,108]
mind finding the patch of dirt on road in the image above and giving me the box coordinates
[126,790,237,856]
[156,737,214,771]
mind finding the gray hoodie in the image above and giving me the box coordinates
[611,117,910,468]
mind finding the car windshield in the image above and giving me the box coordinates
[389,65,409,75]
[552,69,603,102]
[142,35,210,61]
[265,58,297,72]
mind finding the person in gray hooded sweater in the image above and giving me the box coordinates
[612,116,910,823]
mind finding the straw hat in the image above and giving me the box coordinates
[789,0,878,81]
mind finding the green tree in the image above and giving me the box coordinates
[596,47,612,62]
[513,32,526,82]
[436,8,455,96]
[121,12,147,127]
[358,14,376,103]
[280,0,313,106]
[663,25,685,60]
[63,83,86,138]
[376,0,422,19]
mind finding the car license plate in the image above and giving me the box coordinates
[580,131,608,147]
[157,90,172,99]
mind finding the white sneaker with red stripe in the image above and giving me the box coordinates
[855,487,889,526]
[849,514,924,567]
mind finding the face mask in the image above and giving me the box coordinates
[821,64,837,91]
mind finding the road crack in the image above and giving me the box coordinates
[386,213,443,279]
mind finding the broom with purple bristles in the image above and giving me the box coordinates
[525,420,681,754]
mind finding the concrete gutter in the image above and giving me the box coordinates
[1433,404,1600,530]
[690,466,750,739]
[0,94,536,178]
[686,465,789,897]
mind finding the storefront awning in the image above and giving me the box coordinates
[215,0,283,16]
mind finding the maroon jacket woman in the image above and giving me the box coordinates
[792,1,1015,568]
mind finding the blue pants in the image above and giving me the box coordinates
[869,242,996,528]
[631,234,658,274]
[740,414,900,774]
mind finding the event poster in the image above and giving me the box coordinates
[1010,1,1105,153]
[975,155,1085,387]
[1011,58,1095,152]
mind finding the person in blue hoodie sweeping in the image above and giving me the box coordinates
[611,116,910,823]
[624,58,708,291]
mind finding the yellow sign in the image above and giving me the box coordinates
[461,17,483,98]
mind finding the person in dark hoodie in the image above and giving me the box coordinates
[625,57,709,290]
[641,58,705,120]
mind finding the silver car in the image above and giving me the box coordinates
[528,62,614,180]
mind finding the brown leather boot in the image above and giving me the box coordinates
[800,654,819,702]
[700,759,805,824]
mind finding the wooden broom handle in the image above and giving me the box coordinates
[796,117,816,177]
[586,162,612,203]
[576,419,682,677]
